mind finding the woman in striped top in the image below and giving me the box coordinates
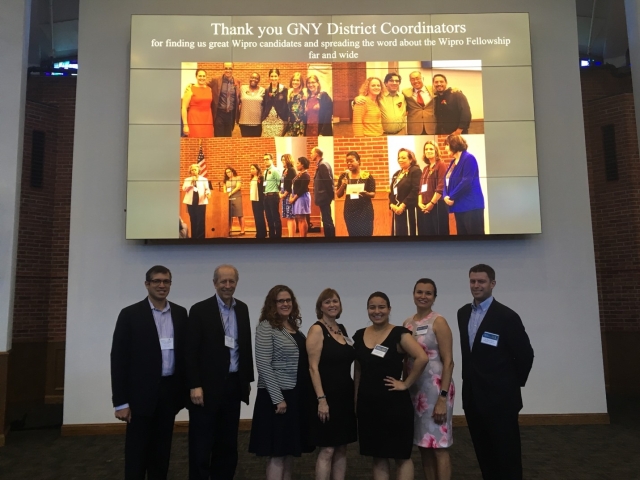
[249,285,313,479]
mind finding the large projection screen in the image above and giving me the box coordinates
[126,14,541,240]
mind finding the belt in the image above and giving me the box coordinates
[264,192,279,196]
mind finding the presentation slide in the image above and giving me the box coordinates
[126,14,541,240]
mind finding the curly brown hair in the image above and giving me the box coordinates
[258,285,302,331]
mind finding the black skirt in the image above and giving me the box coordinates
[248,386,314,457]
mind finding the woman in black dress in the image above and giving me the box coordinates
[354,292,428,480]
[249,285,313,479]
[389,148,421,236]
[261,68,289,137]
[279,154,297,237]
[336,151,376,236]
[307,288,357,480]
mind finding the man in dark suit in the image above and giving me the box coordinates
[312,146,335,237]
[110,265,188,480]
[186,264,254,480]
[457,264,534,480]
[208,62,240,137]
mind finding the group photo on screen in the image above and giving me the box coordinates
[177,60,489,240]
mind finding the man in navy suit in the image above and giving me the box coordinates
[458,264,534,480]
[186,264,254,480]
[111,265,188,480]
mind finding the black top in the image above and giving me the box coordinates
[262,85,289,122]
[336,172,376,201]
[434,88,472,134]
[353,326,411,397]
[293,171,311,196]
[282,167,296,194]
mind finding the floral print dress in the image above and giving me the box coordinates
[405,311,455,448]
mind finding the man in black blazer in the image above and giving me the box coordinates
[110,265,188,480]
[186,264,254,480]
[312,146,335,237]
[457,264,534,480]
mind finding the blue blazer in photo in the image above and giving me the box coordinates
[443,150,485,213]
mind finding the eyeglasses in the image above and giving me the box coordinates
[276,298,292,305]
[149,279,172,286]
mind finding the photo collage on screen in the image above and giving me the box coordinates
[178,60,485,240]
[126,14,540,241]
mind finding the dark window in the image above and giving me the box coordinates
[30,130,46,188]
[601,124,619,181]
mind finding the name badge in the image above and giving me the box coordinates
[371,344,389,357]
[160,338,174,350]
[415,325,429,336]
[349,194,359,200]
[393,186,398,196]
[226,187,232,193]
[420,184,428,193]
[480,332,499,347]
[263,181,267,187]
[344,336,354,346]
[225,335,236,348]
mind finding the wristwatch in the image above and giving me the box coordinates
[439,389,448,398]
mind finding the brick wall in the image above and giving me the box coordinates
[12,76,76,341]
[581,67,640,333]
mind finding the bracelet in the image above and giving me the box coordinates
[317,395,326,401]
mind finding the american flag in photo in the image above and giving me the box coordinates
[197,144,207,177]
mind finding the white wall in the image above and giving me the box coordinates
[0,0,30,352]
[64,0,606,425]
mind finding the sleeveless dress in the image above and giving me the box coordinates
[353,326,414,459]
[405,312,455,448]
[186,86,214,137]
[287,92,306,136]
[308,322,358,447]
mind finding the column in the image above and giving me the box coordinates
[0,0,31,446]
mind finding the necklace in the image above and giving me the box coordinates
[322,319,342,336]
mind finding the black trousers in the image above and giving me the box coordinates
[263,193,282,238]
[464,405,523,480]
[454,208,485,235]
[214,109,235,137]
[187,204,206,239]
[189,374,242,480]
[393,206,417,236]
[318,203,335,237]
[124,376,178,480]
[251,200,267,238]
[239,124,262,137]
[417,200,449,236]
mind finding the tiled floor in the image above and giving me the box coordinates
[1,395,638,479]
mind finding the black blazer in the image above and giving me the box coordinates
[389,165,421,208]
[457,299,534,414]
[186,295,255,411]
[110,299,188,416]
[261,85,289,122]
[313,158,335,206]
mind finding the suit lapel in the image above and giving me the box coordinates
[460,304,472,354]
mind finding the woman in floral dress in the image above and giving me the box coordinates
[287,72,306,136]
[404,278,455,480]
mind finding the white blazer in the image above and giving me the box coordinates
[182,176,210,205]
